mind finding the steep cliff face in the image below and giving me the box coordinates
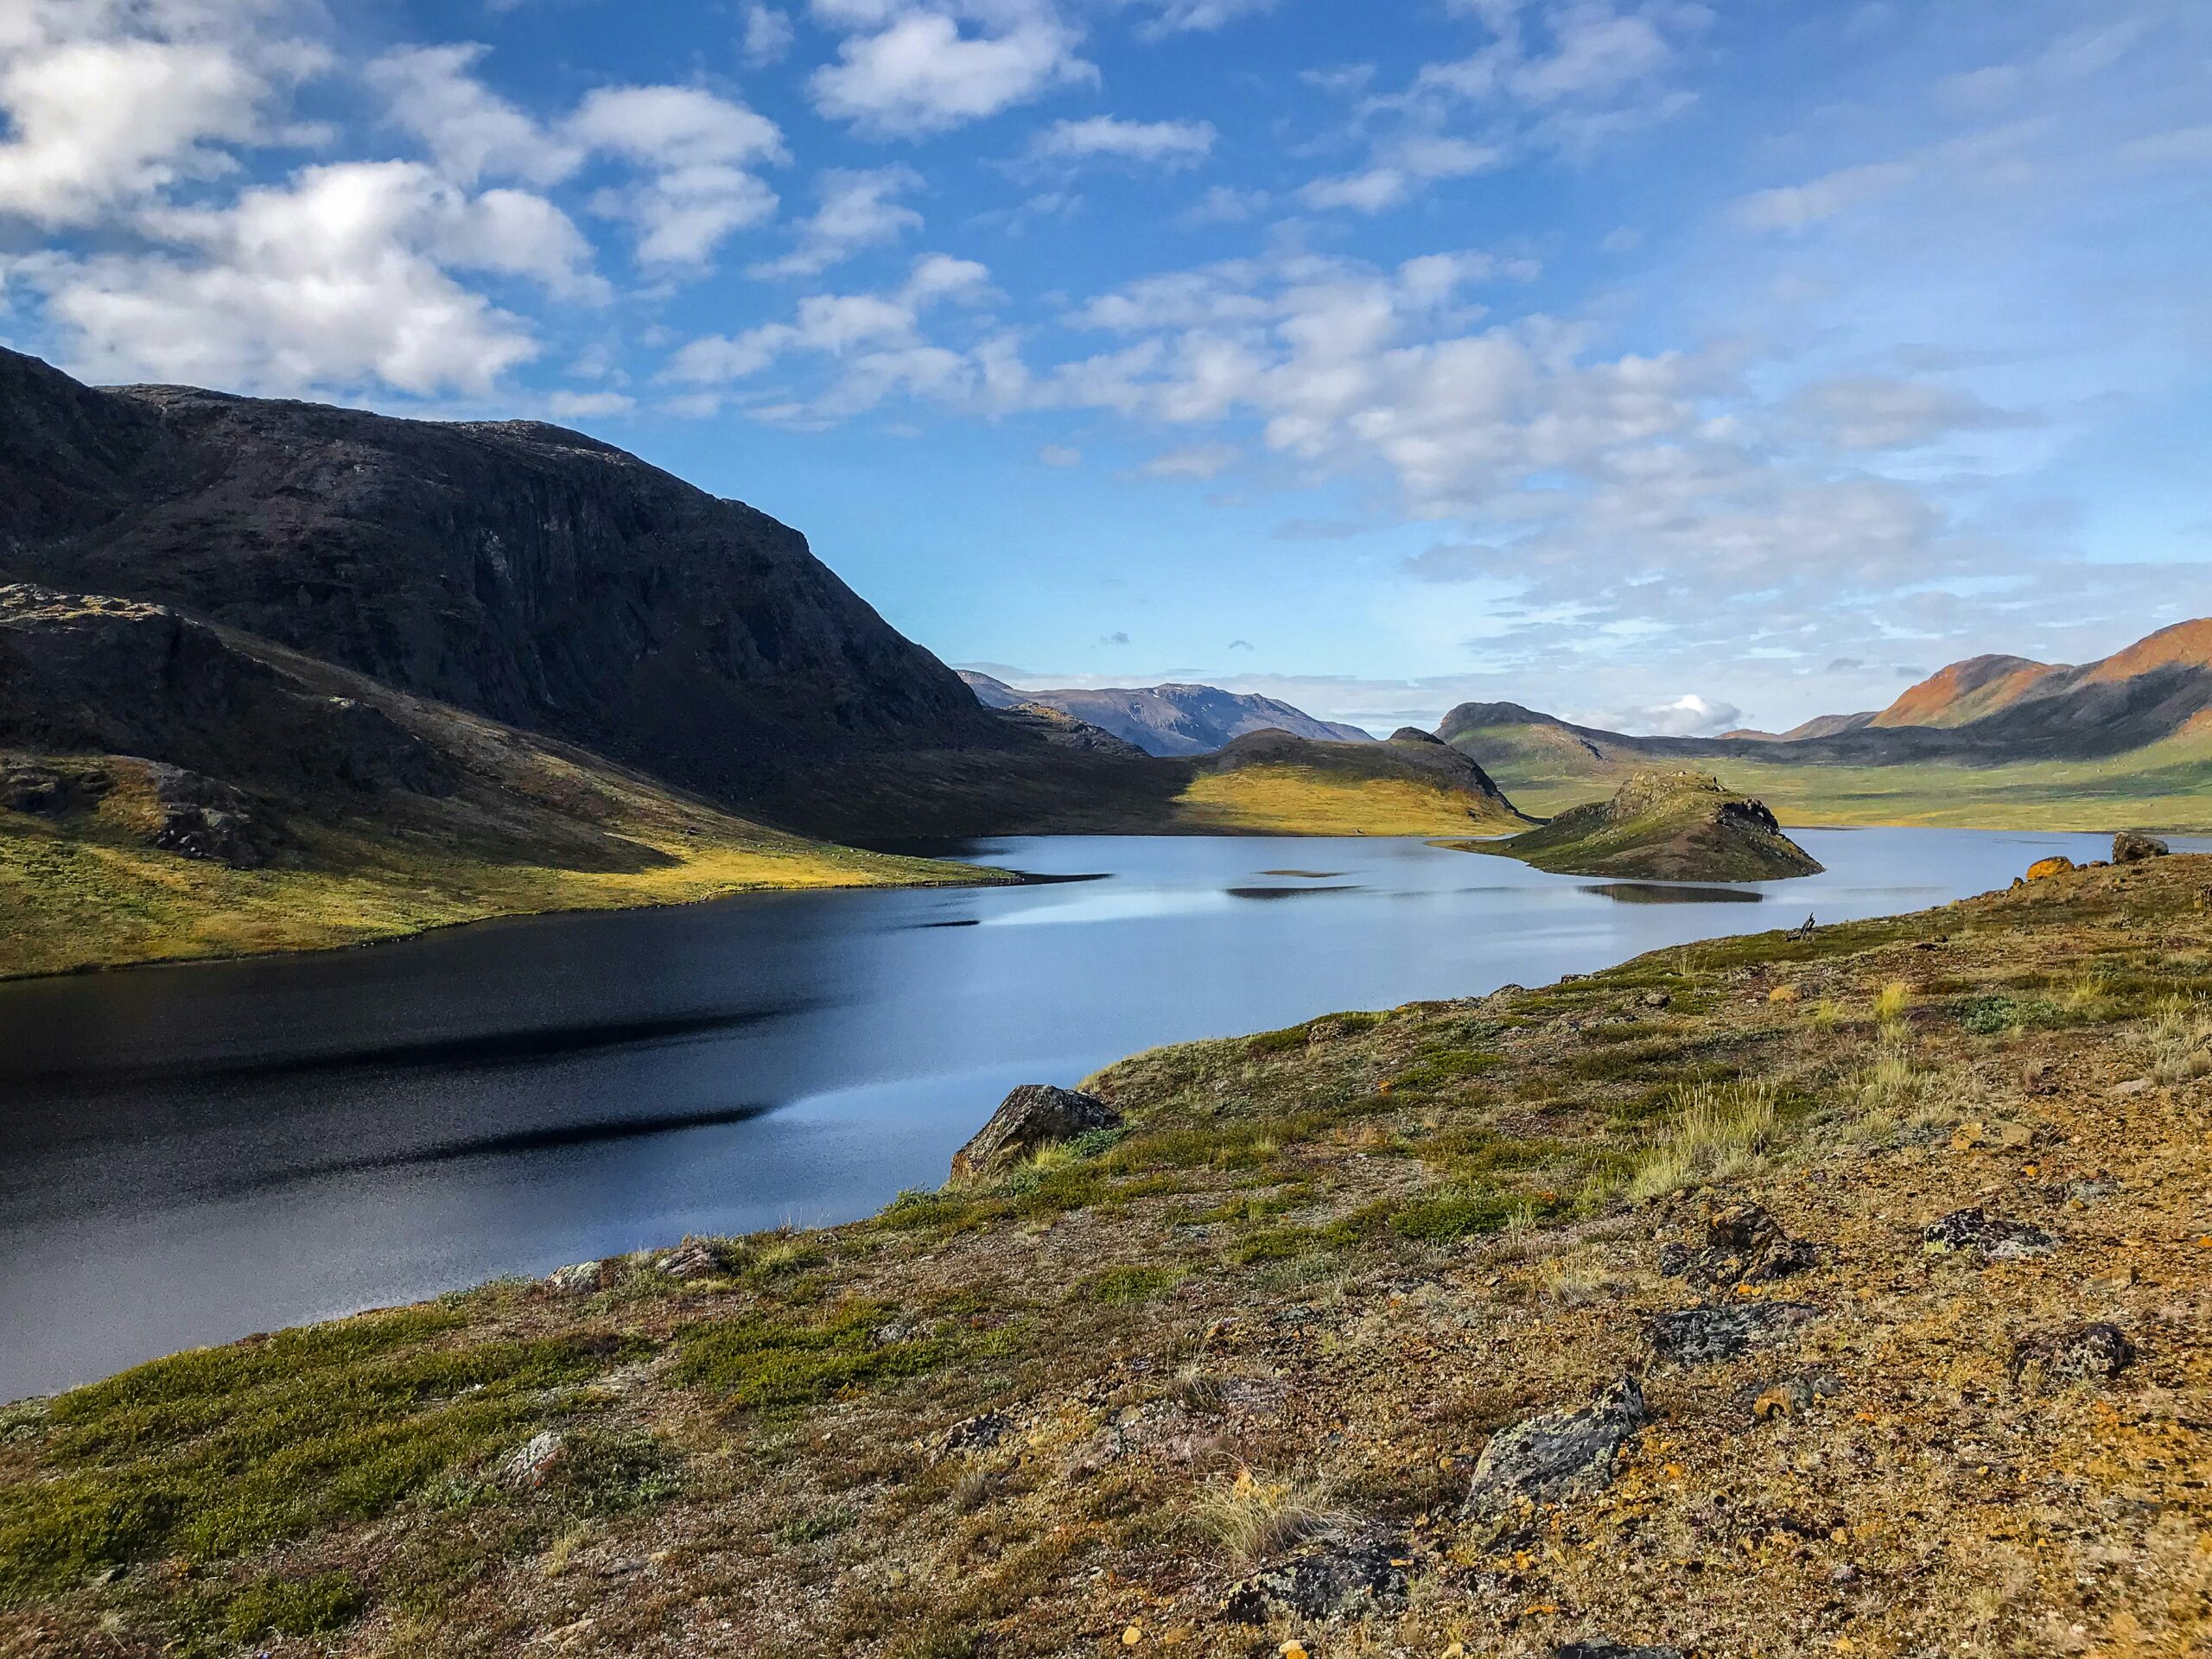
[0,350,1001,806]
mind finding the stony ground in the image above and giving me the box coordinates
[4,855,2210,1659]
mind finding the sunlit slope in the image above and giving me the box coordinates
[1465,723,2212,830]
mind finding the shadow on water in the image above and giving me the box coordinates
[1258,868,1348,878]
[1582,881,1765,905]
[7,1004,807,1089]
[213,1103,784,1195]
[1226,885,1363,900]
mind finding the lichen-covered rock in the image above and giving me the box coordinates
[1554,1643,1686,1659]
[652,1240,726,1281]
[2025,855,2077,881]
[951,1084,1121,1180]
[2113,831,2171,865]
[499,1430,565,1489]
[1464,1376,1647,1517]
[1648,1302,1820,1366]
[2011,1322,2136,1388]
[1923,1208,2055,1260]
[1222,1528,1407,1624]
[1661,1204,1822,1287]
[544,1262,606,1295]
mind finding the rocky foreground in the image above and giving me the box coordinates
[5,850,2211,1657]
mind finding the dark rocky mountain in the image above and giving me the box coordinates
[0,348,1005,810]
[958,671,1374,756]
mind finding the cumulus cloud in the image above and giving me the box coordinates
[809,0,1096,137]
[1133,0,1274,34]
[0,3,322,227]
[366,43,579,186]
[744,4,797,65]
[750,166,924,277]
[1579,692,1745,738]
[1032,116,1216,167]
[29,162,580,395]
[1142,441,1240,478]
[547,389,637,418]
[569,84,787,266]
[664,251,1001,407]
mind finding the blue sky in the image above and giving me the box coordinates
[2,0,2208,734]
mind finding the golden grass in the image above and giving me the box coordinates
[1169,766,1522,836]
[0,806,995,982]
[1628,1077,1778,1200]
[1475,724,2212,830]
[1188,1466,1339,1563]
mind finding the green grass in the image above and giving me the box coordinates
[675,1302,948,1409]
[0,1309,616,1603]
[1457,721,2212,830]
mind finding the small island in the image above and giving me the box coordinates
[1447,768,1824,881]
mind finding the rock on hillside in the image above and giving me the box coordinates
[0,348,1002,809]
[1468,769,1822,881]
[959,672,1374,756]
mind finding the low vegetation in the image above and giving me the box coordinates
[4,855,2209,1656]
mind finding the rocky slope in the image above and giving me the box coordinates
[0,348,1007,814]
[961,673,1375,756]
[5,853,2206,1657]
[0,582,996,978]
[1459,770,1823,881]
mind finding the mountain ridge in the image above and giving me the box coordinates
[959,671,1374,755]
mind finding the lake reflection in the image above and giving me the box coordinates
[0,825,2181,1397]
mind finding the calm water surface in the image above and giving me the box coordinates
[0,827,2173,1398]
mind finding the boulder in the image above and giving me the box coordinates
[2010,1322,2136,1388]
[1923,1208,2054,1260]
[1464,1376,1647,1517]
[1648,1302,1820,1367]
[499,1429,565,1489]
[1222,1528,1407,1624]
[1661,1204,1822,1288]
[2024,855,2076,881]
[2113,830,2170,865]
[1554,1644,1685,1659]
[950,1084,1120,1180]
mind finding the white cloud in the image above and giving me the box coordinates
[1132,0,1274,34]
[31,162,569,396]
[1038,442,1081,465]
[665,251,997,392]
[1789,376,2037,451]
[744,4,796,65]
[366,43,578,186]
[751,165,924,277]
[1032,116,1216,167]
[1142,441,1239,478]
[547,389,637,417]
[1300,136,1503,213]
[1574,692,1745,737]
[1732,161,1915,232]
[809,0,1096,137]
[568,85,787,265]
[0,22,313,226]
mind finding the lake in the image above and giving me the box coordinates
[0,826,2168,1399]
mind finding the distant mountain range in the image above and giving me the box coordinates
[1439,617,2212,830]
[960,672,1374,756]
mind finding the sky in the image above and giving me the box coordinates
[1,0,2209,737]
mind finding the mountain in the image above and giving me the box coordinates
[1453,769,1822,881]
[1175,726,1527,836]
[0,582,993,978]
[0,347,1005,812]
[1438,618,2212,830]
[957,672,1375,755]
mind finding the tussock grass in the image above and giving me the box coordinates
[2132,995,2212,1084]
[1629,1077,1778,1201]
[1190,1466,1339,1563]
